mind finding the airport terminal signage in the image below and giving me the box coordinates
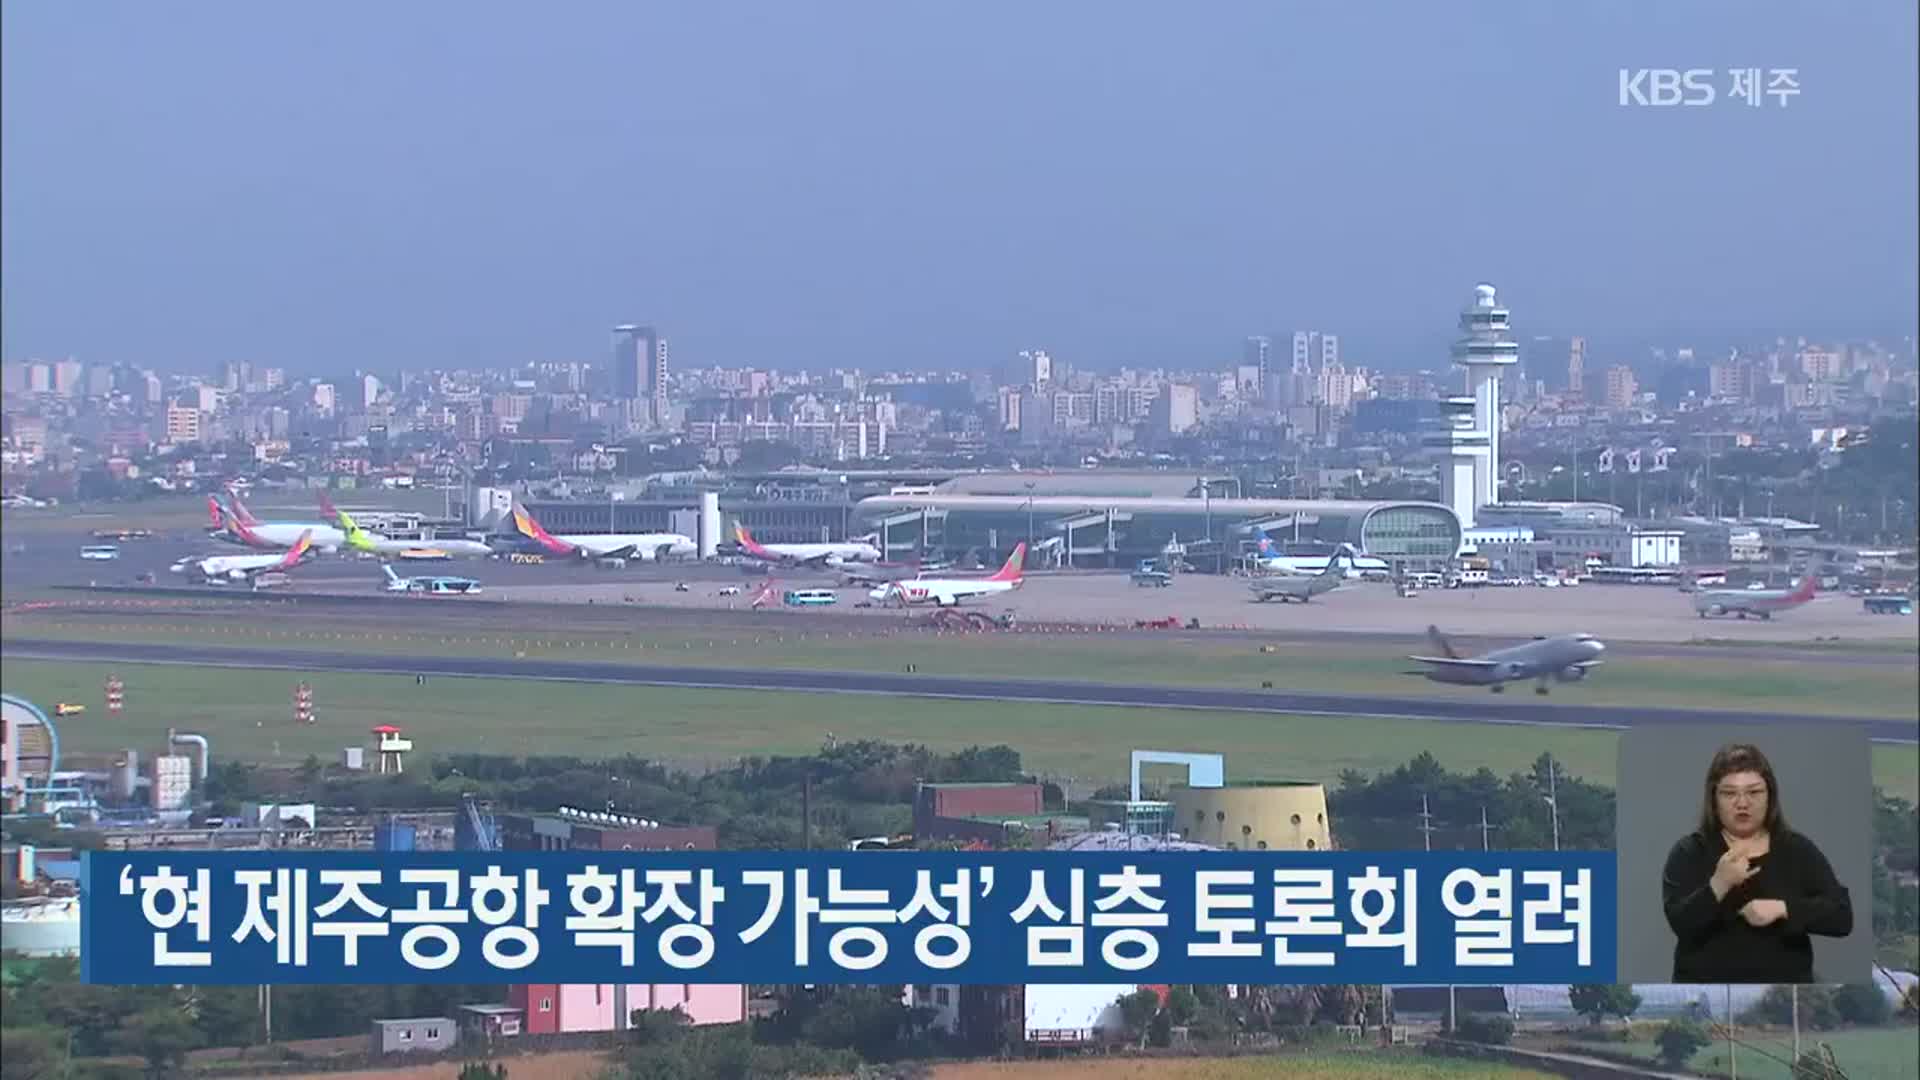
[82,851,1615,985]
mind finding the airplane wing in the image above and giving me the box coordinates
[1406,655,1501,668]
[595,545,638,562]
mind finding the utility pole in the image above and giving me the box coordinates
[1791,984,1800,1063]
[1418,795,1453,1034]
[1727,984,1738,1080]
[1544,756,1561,852]
[1478,806,1493,851]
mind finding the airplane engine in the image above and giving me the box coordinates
[1555,666,1590,683]
[1498,662,1527,682]
[227,568,248,581]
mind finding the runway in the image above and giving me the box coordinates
[9,637,1915,744]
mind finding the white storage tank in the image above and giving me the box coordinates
[151,754,193,811]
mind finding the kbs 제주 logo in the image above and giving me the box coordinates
[1619,69,1716,107]
[1619,69,1801,108]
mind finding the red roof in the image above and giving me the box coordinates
[371,724,402,734]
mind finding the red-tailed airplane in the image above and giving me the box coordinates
[869,544,1026,607]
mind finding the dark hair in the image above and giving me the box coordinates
[1698,743,1788,836]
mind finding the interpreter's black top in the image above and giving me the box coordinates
[1662,828,1853,983]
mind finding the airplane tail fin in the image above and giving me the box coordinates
[512,503,575,556]
[207,496,225,530]
[1425,624,1459,659]
[1790,574,1819,602]
[317,491,340,523]
[990,543,1027,583]
[231,515,266,548]
[383,564,401,583]
[1320,547,1350,578]
[227,488,259,526]
[277,530,314,569]
[733,523,774,559]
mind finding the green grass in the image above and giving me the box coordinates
[1549,1026,1920,1080]
[5,658,1917,801]
[11,609,1918,720]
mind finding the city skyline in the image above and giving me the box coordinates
[3,2,1915,376]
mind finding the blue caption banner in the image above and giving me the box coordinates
[82,851,1616,985]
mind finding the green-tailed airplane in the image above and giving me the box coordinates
[322,494,494,561]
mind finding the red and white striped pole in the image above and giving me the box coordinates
[294,682,315,725]
[105,675,124,715]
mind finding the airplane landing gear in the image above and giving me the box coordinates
[1535,684,1551,696]
[1490,684,1505,694]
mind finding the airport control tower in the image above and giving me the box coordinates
[1446,283,1520,524]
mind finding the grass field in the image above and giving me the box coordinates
[10,608,1918,720]
[1541,1026,1920,1080]
[931,1052,1560,1080]
[7,658,1917,800]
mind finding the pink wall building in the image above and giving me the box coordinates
[509,983,747,1035]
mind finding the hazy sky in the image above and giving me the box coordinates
[3,1,1915,376]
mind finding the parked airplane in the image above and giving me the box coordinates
[220,492,346,553]
[833,552,950,587]
[172,531,315,584]
[734,524,881,568]
[1253,534,1388,579]
[869,544,1026,607]
[382,565,483,595]
[1692,574,1818,620]
[511,504,696,565]
[325,498,494,560]
[1407,625,1606,694]
[1249,547,1351,602]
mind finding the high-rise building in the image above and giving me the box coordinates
[1150,383,1198,435]
[1244,336,1272,402]
[164,404,202,445]
[997,385,1024,431]
[1007,349,1052,389]
[53,359,83,397]
[1798,346,1843,382]
[1566,337,1587,398]
[1604,365,1639,409]
[612,324,668,424]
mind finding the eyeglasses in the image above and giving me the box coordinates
[1716,787,1767,803]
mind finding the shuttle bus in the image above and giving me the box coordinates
[782,588,839,607]
[79,545,122,561]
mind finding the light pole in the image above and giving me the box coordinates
[1544,756,1561,852]
[1024,481,1036,551]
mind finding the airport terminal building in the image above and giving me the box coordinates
[853,473,1462,571]
[512,471,1462,572]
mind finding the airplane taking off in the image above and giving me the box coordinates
[1407,625,1606,695]
[1692,574,1818,620]
[322,496,495,560]
[734,524,881,568]
[869,544,1025,607]
[172,530,315,584]
[1249,546,1352,603]
[382,565,483,595]
[511,504,696,565]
